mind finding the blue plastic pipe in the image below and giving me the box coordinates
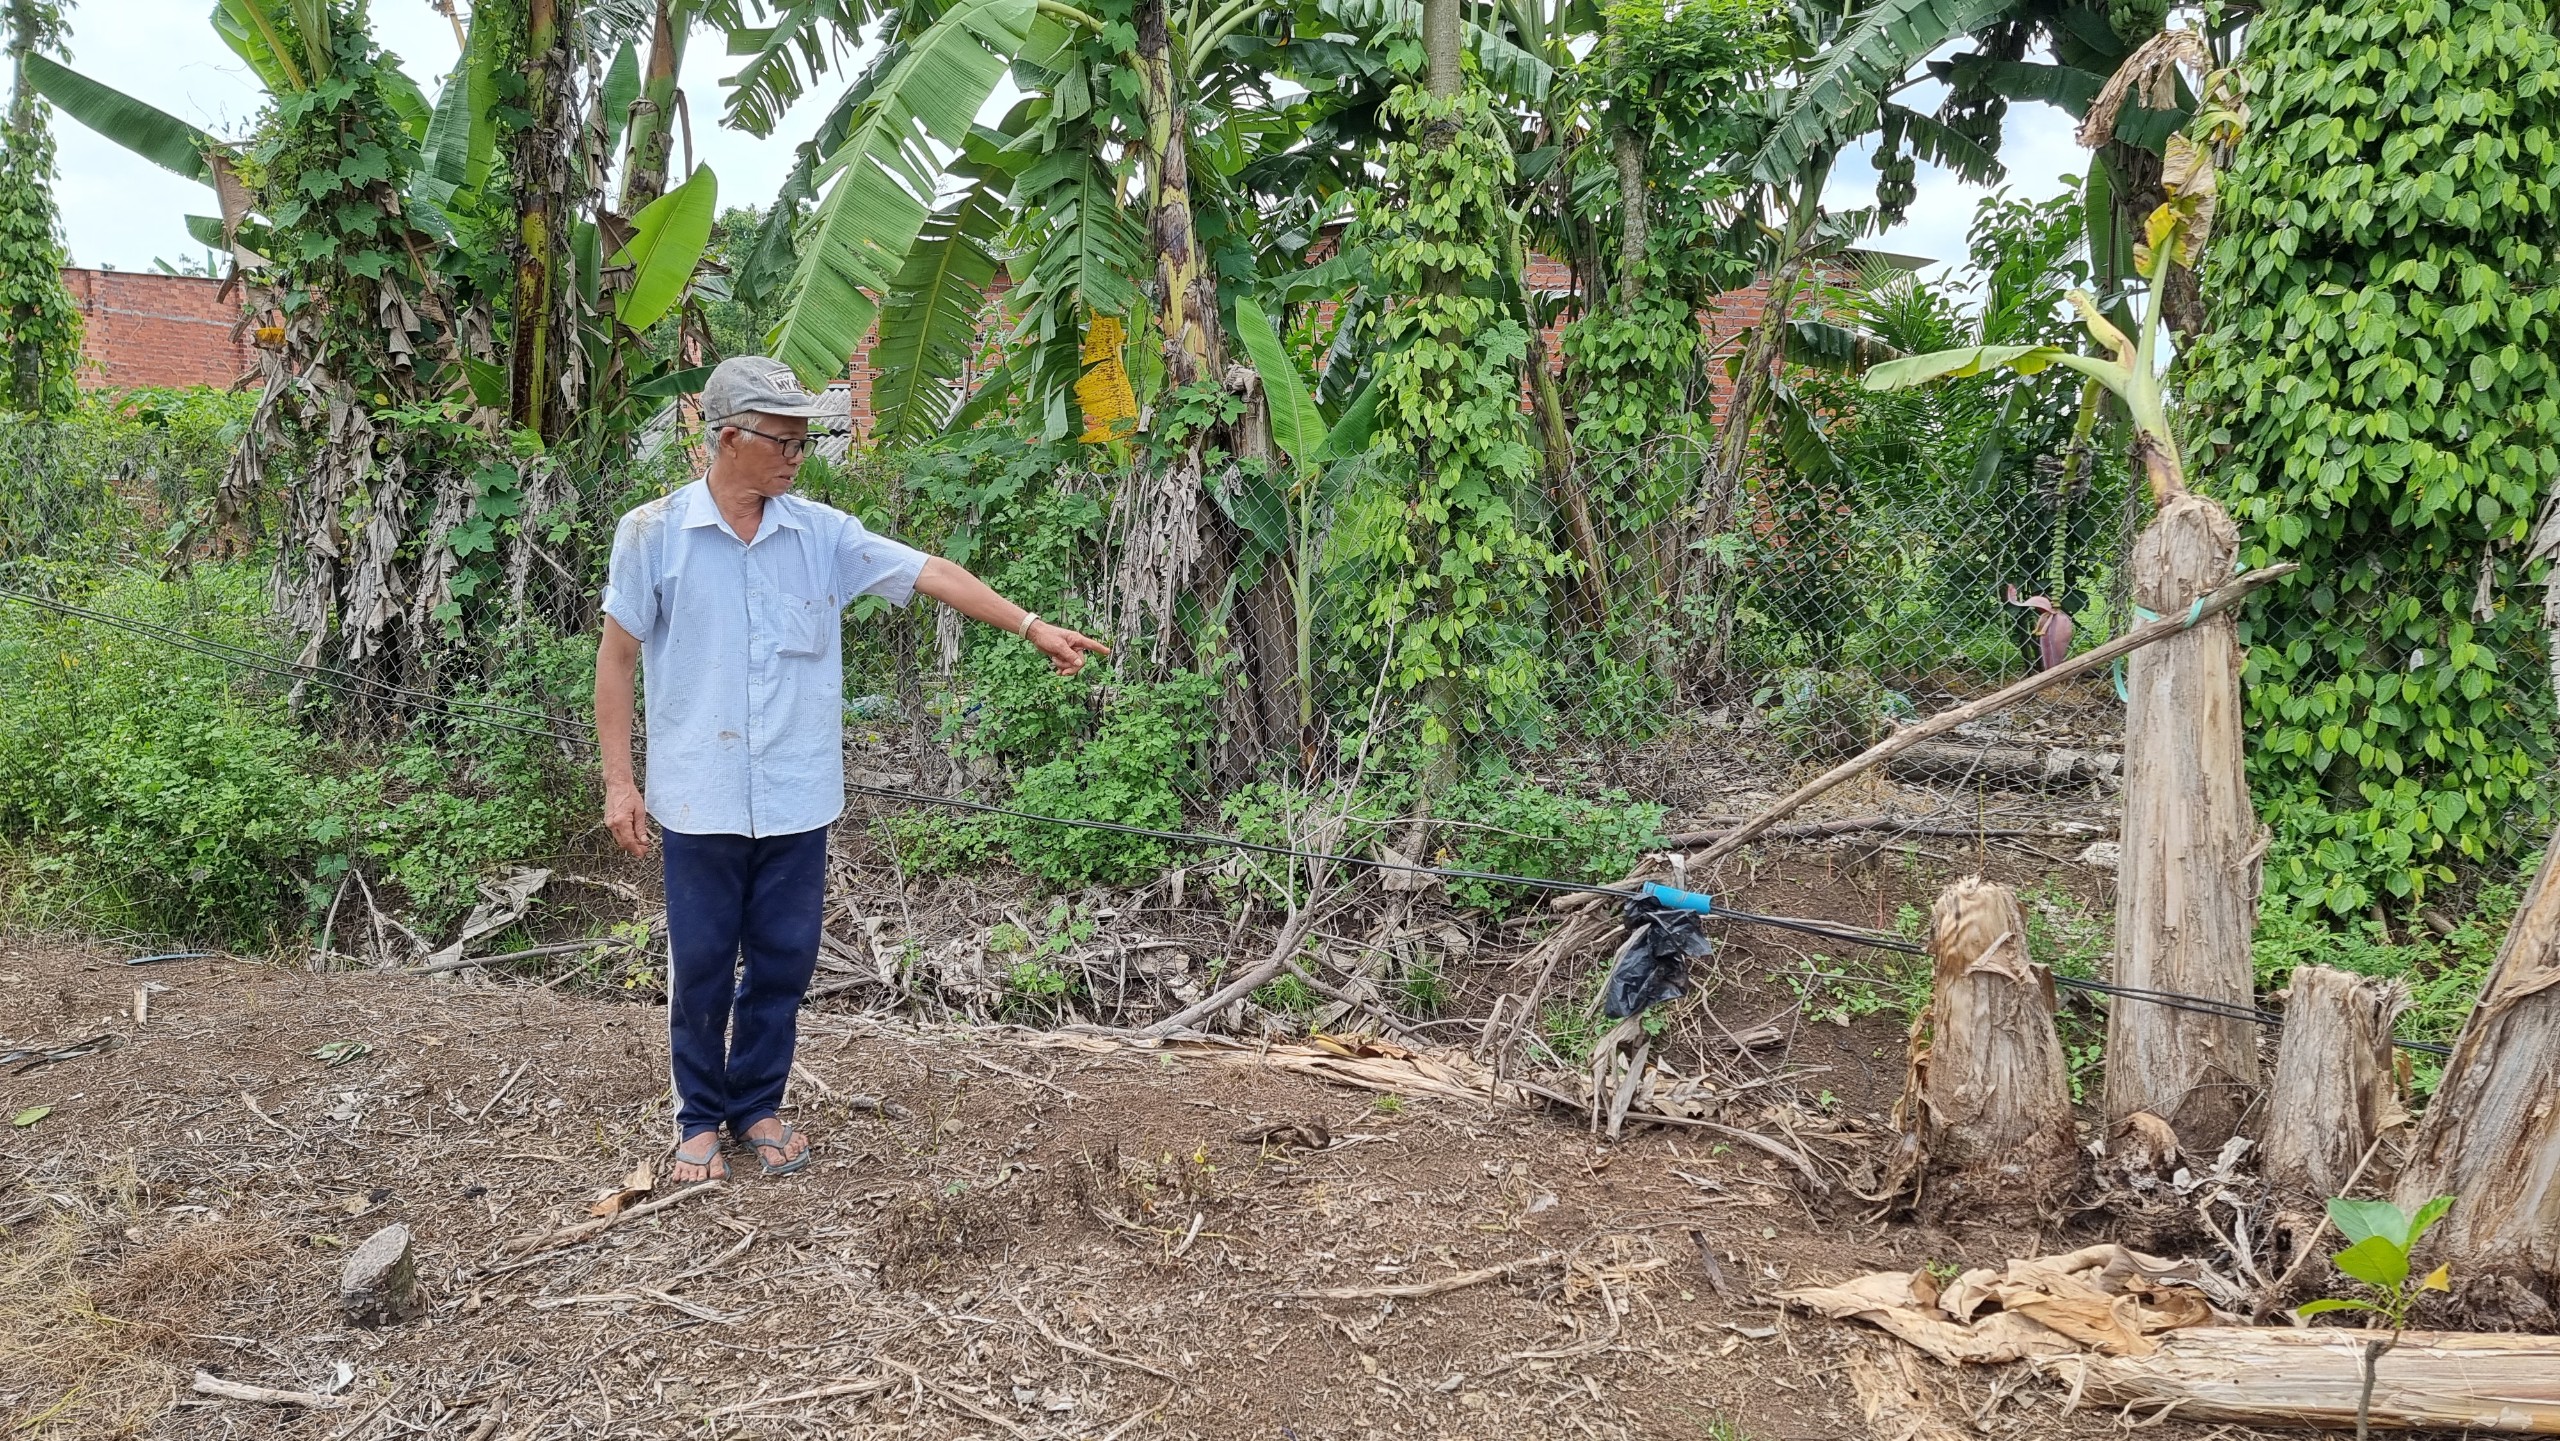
[1639,882,1715,915]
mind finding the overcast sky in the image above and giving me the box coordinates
[55,2,2086,286]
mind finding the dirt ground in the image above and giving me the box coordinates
[6,913,2330,1441]
[0,701,2367,1440]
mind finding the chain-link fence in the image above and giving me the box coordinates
[17,381,2559,956]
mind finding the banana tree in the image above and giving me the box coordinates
[34,0,720,698]
[34,2,716,431]
[1229,292,1378,761]
[1859,29,2238,504]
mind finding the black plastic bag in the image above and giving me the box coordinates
[1601,900,1716,1018]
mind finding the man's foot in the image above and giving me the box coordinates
[668,1129,729,1183]
[742,1116,813,1177]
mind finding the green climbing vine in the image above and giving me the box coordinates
[1352,81,1561,749]
[1560,0,1776,589]
[0,0,82,415]
[2184,0,2560,914]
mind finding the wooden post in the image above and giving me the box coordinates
[2105,493,2266,1158]
[2393,839,2560,1326]
[1903,877,2079,1221]
[2262,965,2405,1208]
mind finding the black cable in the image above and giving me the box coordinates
[0,585,2463,1058]
[1777,963,2451,1056]
[843,779,1622,898]
[0,586,584,733]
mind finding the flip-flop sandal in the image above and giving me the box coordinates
[669,1131,729,1182]
[748,1122,814,1178]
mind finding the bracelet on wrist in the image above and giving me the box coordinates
[1017,611,1043,639]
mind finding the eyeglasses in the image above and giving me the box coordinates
[727,424,812,459]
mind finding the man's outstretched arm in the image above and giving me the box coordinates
[596,617,649,858]
[913,557,1111,676]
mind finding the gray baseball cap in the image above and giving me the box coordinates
[701,355,830,426]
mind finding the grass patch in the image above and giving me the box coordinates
[2,1163,288,1439]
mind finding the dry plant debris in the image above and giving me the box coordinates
[1,849,2275,1441]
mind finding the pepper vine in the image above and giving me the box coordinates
[1352,80,1560,749]
[0,0,81,416]
[2184,0,2560,913]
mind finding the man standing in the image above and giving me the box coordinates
[596,356,1107,1182]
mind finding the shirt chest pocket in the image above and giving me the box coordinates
[773,592,834,658]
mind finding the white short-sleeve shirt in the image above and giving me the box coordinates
[601,478,928,837]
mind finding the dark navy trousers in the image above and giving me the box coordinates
[662,825,828,1141]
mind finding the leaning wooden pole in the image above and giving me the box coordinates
[1900,878,2079,1222]
[1667,560,2297,874]
[2103,493,2266,1159]
[2393,838,2560,1326]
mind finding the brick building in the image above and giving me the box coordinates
[63,268,256,391]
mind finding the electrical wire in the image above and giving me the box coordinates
[0,587,2462,1059]
[0,585,584,735]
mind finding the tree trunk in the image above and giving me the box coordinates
[2263,965,2405,1209]
[1683,159,1824,688]
[1421,0,1462,98]
[1135,0,1217,388]
[507,0,578,442]
[2040,1327,2560,1431]
[1217,387,1299,779]
[1903,877,2079,1222]
[1524,320,1608,629]
[616,0,682,216]
[2104,492,2264,1160]
[2394,839,2560,1327]
[1611,124,1647,288]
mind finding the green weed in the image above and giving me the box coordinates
[1251,972,1319,1018]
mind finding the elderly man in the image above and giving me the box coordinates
[597,356,1107,1183]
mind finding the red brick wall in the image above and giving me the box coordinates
[63,268,255,391]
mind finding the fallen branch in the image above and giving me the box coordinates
[495,1179,724,1258]
[410,937,608,976]
[705,1376,896,1419]
[1683,565,2291,870]
[1143,902,1329,1037]
[2039,1327,2560,1432]
[192,1371,347,1409]
[1276,1252,1559,1302]
[1013,1295,1179,1380]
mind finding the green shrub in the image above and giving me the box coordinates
[1755,666,1915,762]
[1251,971,1319,1019]
[1437,770,1665,914]
[881,809,1005,877]
[1217,777,1411,907]
[0,566,590,944]
[2185,0,2560,914]
[1001,673,1218,887]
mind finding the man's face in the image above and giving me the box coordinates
[719,413,811,496]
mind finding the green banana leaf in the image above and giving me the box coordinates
[419,8,500,205]
[26,54,218,183]
[600,41,642,157]
[1747,0,2012,187]
[871,182,1005,444]
[1863,343,2067,390]
[765,0,1037,387]
[1232,294,1325,475]
[612,164,720,331]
